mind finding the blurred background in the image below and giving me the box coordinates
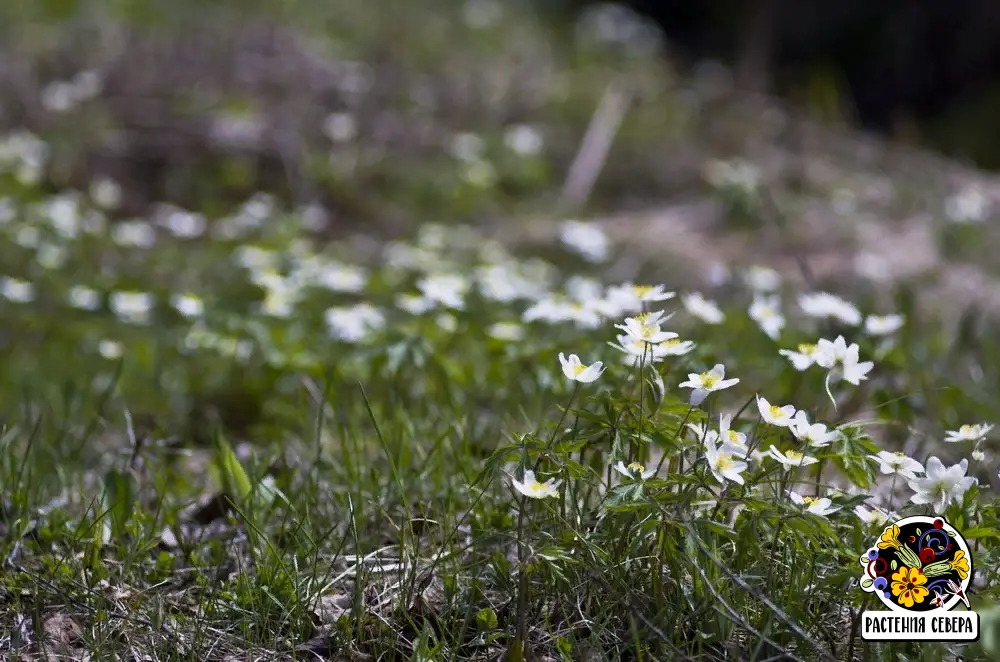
[3,0,1000,240]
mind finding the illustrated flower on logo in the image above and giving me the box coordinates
[891,566,929,608]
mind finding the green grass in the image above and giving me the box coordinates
[0,156,998,661]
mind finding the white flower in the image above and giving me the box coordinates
[511,469,561,499]
[756,396,796,427]
[110,291,154,325]
[717,413,749,457]
[609,335,669,365]
[682,292,724,324]
[161,210,207,238]
[171,293,204,318]
[417,274,468,310]
[946,185,989,224]
[678,364,739,406]
[314,264,367,293]
[868,450,923,480]
[815,336,874,385]
[487,322,524,342]
[971,449,986,463]
[789,411,836,447]
[397,293,436,315]
[767,446,818,467]
[614,312,677,345]
[325,304,385,342]
[841,350,874,386]
[944,423,993,443]
[614,461,656,481]
[748,295,785,339]
[705,438,748,485]
[864,314,904,336]
[1,277,35,303]
[798,292,862,326]
[89,178,122,210]
[558,220,610,263]
[504,124,544,156]
[659,338,696,356]
[855,504,895,527]
[98,339,123,360]
[779,343,821,371]
[323,112,357,142]
[626,284,675,303]
[908,457,977,511]
[558,353,605,383]
[789,491,839,516]
[111,220,157,248]
[36,243,67,270]
[743,265,781,292]
[67,285,101,310]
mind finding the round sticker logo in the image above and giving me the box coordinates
[859,515,973,612]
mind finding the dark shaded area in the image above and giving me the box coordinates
[558,0,1000,167]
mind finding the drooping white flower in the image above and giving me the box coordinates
[789,491,839,516]
[908,457,977,511]
[868,450,924,480]
[511,469,561,499]
[864,314,904,336]
[678,364,739,406]
[944,423,993,443]
[614,461,656,481]
[558,352,605,383]
[682,292,725,324]
[756,396,796,427]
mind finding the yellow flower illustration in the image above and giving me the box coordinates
[891,566,929,608]
[949,550,970,580]
[878,524,902,550]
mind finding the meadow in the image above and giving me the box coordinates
[0,126,998,660]
[1,2,1000,660]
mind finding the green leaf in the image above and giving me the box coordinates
[101,469,137,543]
[476,607,498,630]
[960,527,1000,540]
[214,435,252,505]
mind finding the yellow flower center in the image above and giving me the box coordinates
[785,450,803,461]
[628,462,645,473]
[769,405,784,418]
[960,425,974,435]
[727,430,742,444]
[663,338,680,346]
[894,451,905,456]
[797,343,817,355]
[572,364,587,376]
[700,372,719,388]
[632,285,654,297]
[716,455,734,470]
[802,496,819,506]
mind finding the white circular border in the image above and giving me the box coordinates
[868,515,973,612]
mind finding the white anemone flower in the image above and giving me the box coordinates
[614,461,656,481]
[717,413,749,457]
[682,292,725,324]
[789,411,837,447]
[756,396,796,427]
[512,469,561,499]
[798,291,862,326]
[558,220,610,263]
[855,504,896,527]
[748,295,785,339]
[678,364,739,406]
[868,450,923,480]
[767,446,818,467]
[789,491,839,516]
[864,314,904,336]
[614,314,678,345]
[944,423,993,443]
[558,352,605,383]
[778,343,821,371]
[907,457,977,511]
[705,438,748,485]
